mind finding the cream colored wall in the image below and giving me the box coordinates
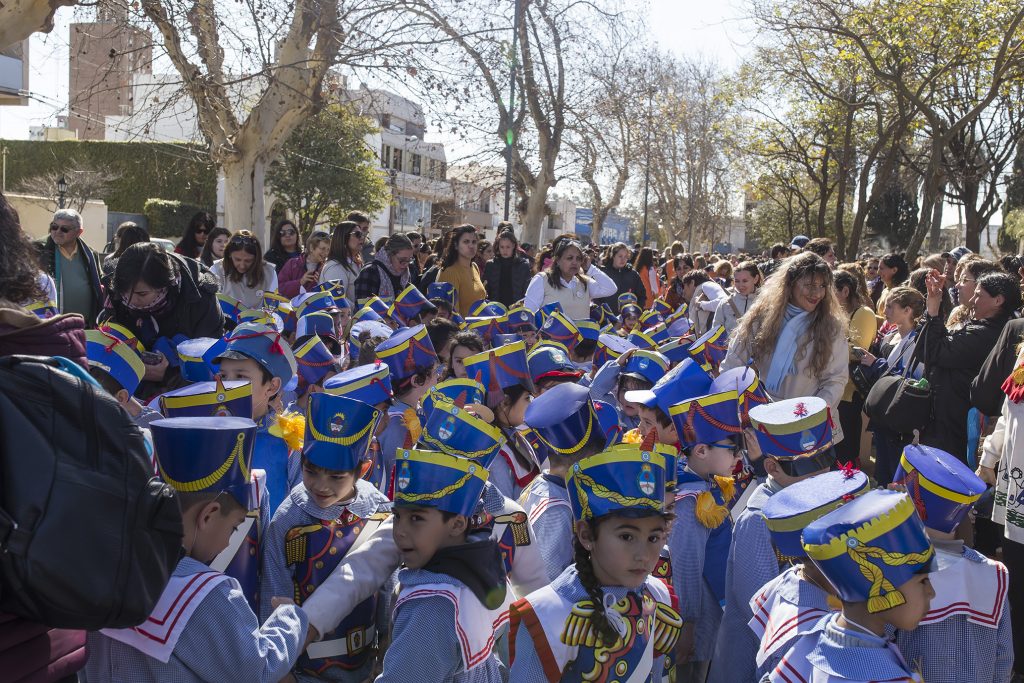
[7,193,109,251]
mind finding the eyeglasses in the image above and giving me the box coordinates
[351,231,363,239]
[194,228,210,235]
[710,441,740,454]
[49,223,75,234]
[394,256,413,265]
[279,229,297,236]
[798,281,829,294]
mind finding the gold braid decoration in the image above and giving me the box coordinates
[534,410,594,455]
[847,542,935,613]
[397,470,475,502]
[158,432,246,492]
[421,433,497,459]
[308,416,376,446]
[573,470,660,520]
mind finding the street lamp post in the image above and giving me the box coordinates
[641,86,656,247]
[57,174,68,210]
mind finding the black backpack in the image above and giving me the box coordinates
[0,355,182,629]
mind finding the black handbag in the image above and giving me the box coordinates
[863,332,931,433]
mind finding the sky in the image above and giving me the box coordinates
[0,1,747,142]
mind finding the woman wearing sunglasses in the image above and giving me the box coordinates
[263,219,302,272]
[721,252,848,426]
[174,211,214,259]
[319,221,365,300]
[209,231,278,308]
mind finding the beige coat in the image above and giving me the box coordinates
[721,321,849,442]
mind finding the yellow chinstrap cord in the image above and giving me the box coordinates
[847,542,935,613]
[396,470,476,502]
[535,412,594,455]
[307,415,376,446]
[158,432,248,491]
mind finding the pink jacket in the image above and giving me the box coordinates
[277,254,312,298]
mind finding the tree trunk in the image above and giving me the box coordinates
[221,153,269,243]
[928,183,945,252]
[521,174,551,247]
[963,201,982,253]
[0,0,75,50]
[906,149,944,260]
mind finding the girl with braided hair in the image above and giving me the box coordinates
[510,447,681,682]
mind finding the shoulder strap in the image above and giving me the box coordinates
[728,296,741,317]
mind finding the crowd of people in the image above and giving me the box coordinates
[3,193,1024,683]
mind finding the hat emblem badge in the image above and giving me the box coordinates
[638,464,656,495]
[638,358,650,370]
[799,429,816,451]
[438,414,456,441]
[330,413,346,435]
[397,461,411,490]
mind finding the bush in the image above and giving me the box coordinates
[144,199,204,239]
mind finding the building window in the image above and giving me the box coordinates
[438,162,447,181]
[412,154,422,176]
[380,113,391,129]
[381,143,391,168]
[392,148,403,173]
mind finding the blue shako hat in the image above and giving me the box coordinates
[688,325,729,371]
[151,416,258,509]
[303,393,381,471]
[594,333,635,367]
[657,337,692,365]
[642,323,671,346]
[620,303,642,319]
[524,382,606,459]
[352,303,385,324]
[463,341,534,396]
[466,315,508,344]
[176,336,228,383]
[803,489,936,613]
[536,301,563,328]
[639,309,664,329]
[506,306,537,332]
[293,291,339,319]
[393,284,437,325]
[618,292,639,308]
[710,366,769,427]
[159,377,253,418]
[749,396,835,475]
[216,293,244,324]
[215,322,297,387]
[593,399,624,447]
[374,324,437,382]
[652,298,673,316]
[669,389,743,449]
[625,330,658,350]
[762,468,871,558]
[575,319,601,344]
[527,343,581,383]
[421,398,506,467]
[622,350,670,386]
[85,329,145,395]
[237,308,284,333]
[393,449,489,517]
[323,361,393,406]
[492,333,523,347]
[422,377,486,418]
[310,279,346,300]
[426,282,458,309]
[893,443,987,534]
[469,299,507,318]
[295,311,338,341]
[623,357,712,415]
[568,447,667,521]
[540,311,583,351]
[294,335,340,388]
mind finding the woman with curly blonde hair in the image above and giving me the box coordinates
[721,252,849,415]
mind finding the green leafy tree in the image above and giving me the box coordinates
[267,105,388,236]
[1000,143,1024,252]
[866,184,919,249]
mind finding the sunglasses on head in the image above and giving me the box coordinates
[49,223,75,234]
[230,235,258,247]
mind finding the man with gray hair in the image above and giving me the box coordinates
[34,209,103,324]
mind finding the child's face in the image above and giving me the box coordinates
[623,315,638,331]
[335,308,351,332]
[218,357,277,418]
[302,461,358,509]
[884,572,935,631]
[638,407,677,446]
[420,310,437,325]
[374,401,391,436]
[691,440,742,478]
[616,386,642,418]
[521,329,538,348]
[579,515,668,590]
[449,345,475,379]
[392,506,465,569]
[501,391,532,427]
[191,500,247,565]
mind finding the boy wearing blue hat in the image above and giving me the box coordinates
[214,322,301,514]
[85,417,309,682]
[666,389,744,683]
[520,382,613,581]
[891,444,1012,683]
[260,393,391,682]
[323,362,394,492]
[768,489,936,683]
[509,446,681,682]
[751,468,870,679]
[85,329,163,428]
[374,324,439,496]
[376,447,510,682]
[290,334,344,415]
[589,348,669,435]
[624,357,713,453]
[526,342,583,394]
[708,396,838,683]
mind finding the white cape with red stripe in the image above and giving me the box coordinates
[749,565,833,668]
[393,580,512,672]
[919,548,1007,628]
[100,570,231,663]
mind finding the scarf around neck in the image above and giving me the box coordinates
[373,249,411,300]
[764,303,811,394]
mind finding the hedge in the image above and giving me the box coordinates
[0,139,217,214]
[144,199,205,239]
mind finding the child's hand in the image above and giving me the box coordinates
[271,597,295,609]
[886,483,907,493]
[860,351,876,365]
[303,625,320,651]
[617,348,636,367]
[977,465,997,486]
[742,427,762,462]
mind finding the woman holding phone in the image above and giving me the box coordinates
[278,232,332,298]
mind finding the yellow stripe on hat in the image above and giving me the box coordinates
[420,400,506,458]
[323,366,389,395]
[574,446,666,472]
[668,389,739,416]
[85,330,146,379]
[465,340,527,367]
[897,455,981,505]
[375,326,430,360]
[804,494,919,561]
[161,382,253,410]
[764,483,871,534]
